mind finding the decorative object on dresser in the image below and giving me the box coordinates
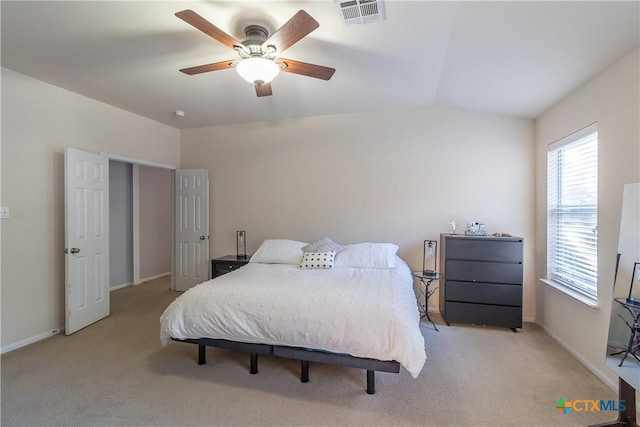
[211,255,251,278]
[464,221,486,236]
[236,230,247,259]
[439,234,523,332]
[422,240,438,277]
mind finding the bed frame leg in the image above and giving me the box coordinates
[366,370,375,394]
[301,360,310,383]
[250,353,258,374]
[198,344,206,365]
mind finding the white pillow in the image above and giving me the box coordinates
[300,251,336,269]
[302,237,345,254]
[334,243,399,269]
[250,239,308,265]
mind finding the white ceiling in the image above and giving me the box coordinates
[2,1,638,129]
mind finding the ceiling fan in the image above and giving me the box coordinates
[176,9,336,97]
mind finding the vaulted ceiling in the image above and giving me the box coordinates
[2,1,638,129]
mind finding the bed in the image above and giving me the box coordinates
[160,238,426,394]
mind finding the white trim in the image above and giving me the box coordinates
[171,170,176,291]
[138,272,171,284]
[1,328,64,355]
[548,122,598,151]
[100,152,177,170]
[539,278,600,310]
[110,282,132,291]
[538,320,616,392]
[132,164,141,285]
[109,272,168,290]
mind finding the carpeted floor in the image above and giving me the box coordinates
[1,276,619,426]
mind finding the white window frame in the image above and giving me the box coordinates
[544,123,598,306]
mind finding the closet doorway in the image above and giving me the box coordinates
[109,160,172,292]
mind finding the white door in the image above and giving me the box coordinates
[174,169,209,291]
[64,148,109,335]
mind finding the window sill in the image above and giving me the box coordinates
[539,278,600,311]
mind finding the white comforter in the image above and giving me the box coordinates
[160,259,426,378]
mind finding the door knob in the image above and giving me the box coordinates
[199,236,205,240]
[70,248,80,254]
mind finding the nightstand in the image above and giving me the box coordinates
[211,255,251,278]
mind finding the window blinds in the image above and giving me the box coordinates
[547,126,598,297]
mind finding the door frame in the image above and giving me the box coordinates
[100,152,178,290]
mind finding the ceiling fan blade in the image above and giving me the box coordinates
[179,60,237,75]
[255,83,273,97]
[176,9,248,54]
[262,10,319,54]
[277,58,335,80]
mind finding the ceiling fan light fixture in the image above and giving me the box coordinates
[235,57,280,86]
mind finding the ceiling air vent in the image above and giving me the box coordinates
[336,0,386,25]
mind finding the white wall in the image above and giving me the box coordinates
[0,67,180,350]
[534,48,640,388]
[180,106,536,319]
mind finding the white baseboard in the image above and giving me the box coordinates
[110,282,132,291]
[136,271,170,284]
[1,327,64,355]
[538,320,617,392]
[113,272,170,290]
[2,273,169,354]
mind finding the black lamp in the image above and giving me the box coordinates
[423,240,438,277]
[236,231,246,259]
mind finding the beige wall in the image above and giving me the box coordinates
[138,165,172,280]
[534,48,640,388]
[0,68,180,350]
[180,106,536,319]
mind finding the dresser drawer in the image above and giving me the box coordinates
[446,238,522,263]
[444,301,522,329]
[446,260,522,284]
[446,281,522,306]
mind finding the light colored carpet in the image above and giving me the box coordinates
[1,276,618,426]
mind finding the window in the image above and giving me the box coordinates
[547,123,598,299]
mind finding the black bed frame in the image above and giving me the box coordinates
[172,337,400,394]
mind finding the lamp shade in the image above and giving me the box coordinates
[423,240,438,277]
[235,57,280,86]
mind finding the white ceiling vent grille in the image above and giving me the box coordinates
[336,0,386,25]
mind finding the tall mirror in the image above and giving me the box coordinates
[604,182,640,425]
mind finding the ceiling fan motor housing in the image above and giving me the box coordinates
[242,25,270,56]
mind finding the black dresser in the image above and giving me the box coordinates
[439,234,523,331]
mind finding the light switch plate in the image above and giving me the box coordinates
[1,207,10,219]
